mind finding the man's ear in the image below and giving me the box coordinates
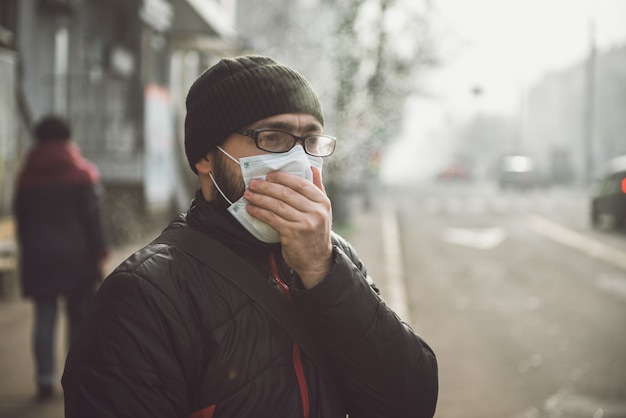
[194,154,213,175]
[195,151,218,201]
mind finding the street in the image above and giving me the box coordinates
[383,180,626,418]
[1,180,625,418]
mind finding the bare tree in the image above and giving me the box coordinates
[326,0,438,220]
[236,0,438,221]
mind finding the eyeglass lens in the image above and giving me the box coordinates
[256,131,335,156]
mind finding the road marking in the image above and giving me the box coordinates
[527,214,626,271]
[442,227,507,249]
[381,204,410,321]
[596,274,626,301]
[544,390,626,417]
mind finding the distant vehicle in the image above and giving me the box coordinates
[437,161,472,181]
[498,155,543,190]
[590,155,626,230]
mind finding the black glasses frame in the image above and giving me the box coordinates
[236,129,336,157]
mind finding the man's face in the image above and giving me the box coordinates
[196,113,324,205]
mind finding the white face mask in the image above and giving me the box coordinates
[210,145,323,243]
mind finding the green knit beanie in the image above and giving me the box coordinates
[184,55,324,173]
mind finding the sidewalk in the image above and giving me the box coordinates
[0,236,156,418]
[0,203,385,418]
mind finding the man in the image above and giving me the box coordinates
[14,115,109,401]
[62,55,438,417]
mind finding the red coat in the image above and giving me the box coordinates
[13,141,109,297]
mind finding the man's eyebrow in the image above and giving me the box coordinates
[254,120,322,132]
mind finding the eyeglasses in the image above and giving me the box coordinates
[236,129,336,157]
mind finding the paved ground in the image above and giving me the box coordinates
[0,234,156,418]
[0,201,388,418]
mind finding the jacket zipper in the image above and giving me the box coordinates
[269,253,310,418]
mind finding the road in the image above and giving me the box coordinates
[1,179,624,418]
[381,180,626,418]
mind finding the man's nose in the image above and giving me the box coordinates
[292,140,305,151]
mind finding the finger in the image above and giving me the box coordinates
[245,182,316,222]
[246,178,332,229]
[248,176,330,216]
[264,171,326,202]
[311,166,326,194]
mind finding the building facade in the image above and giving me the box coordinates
[525,45,626,185]
[0,0,241,244]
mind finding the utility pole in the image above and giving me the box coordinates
[518,80,526,153]
[583,18,596,184]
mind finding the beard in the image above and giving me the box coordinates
[211,149,246,211]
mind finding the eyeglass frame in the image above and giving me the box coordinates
[236,129,336,157]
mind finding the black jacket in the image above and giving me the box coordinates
[62,190,438,418]
[13,141,108,297]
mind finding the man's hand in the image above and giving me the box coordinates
[244,167,333,289]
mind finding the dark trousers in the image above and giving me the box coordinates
[32,284,94,387]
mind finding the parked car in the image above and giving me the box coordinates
[590,155,626,230]
[498,155,543,190]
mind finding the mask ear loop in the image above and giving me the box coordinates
[217,146,240,164]
[209,173,234,206]
[209,146,243,206]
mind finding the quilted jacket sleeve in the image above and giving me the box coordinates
[290,236,438,418]
[62,271,193,418]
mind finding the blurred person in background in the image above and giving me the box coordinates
[13,115,109,402]
[62,56,438,417]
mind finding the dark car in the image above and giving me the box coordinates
[591,155,626,230]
